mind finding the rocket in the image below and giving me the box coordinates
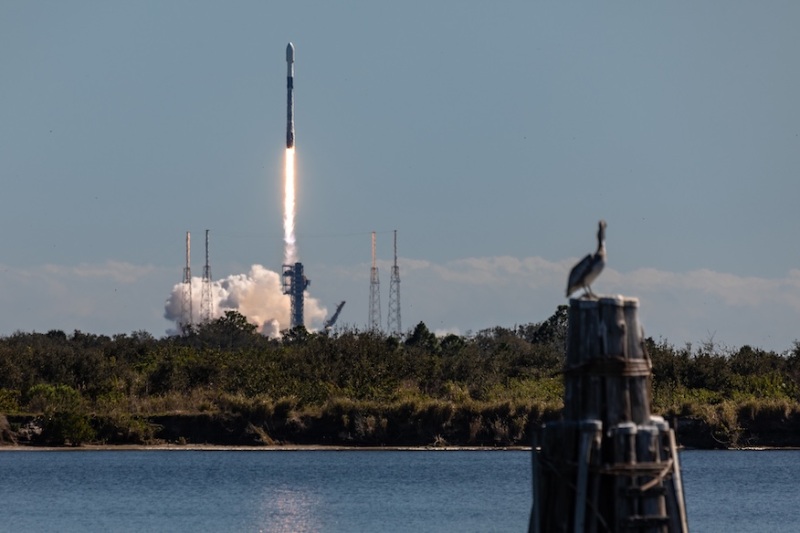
[286,42,295,149]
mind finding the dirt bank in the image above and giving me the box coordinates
[4,410,800,449]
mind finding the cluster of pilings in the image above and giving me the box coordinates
[530,296,688,532]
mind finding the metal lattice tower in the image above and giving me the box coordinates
[368,231,382,331]
[388,229,402,335]
[180,231,193,331]
[282,262,310,329]
[200,229,213,323]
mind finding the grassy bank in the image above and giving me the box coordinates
[2,309,800,448]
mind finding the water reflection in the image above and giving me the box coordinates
[257,486,321,533]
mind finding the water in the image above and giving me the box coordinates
[681,450,800,532]
[0,448,798,532]
[0,449,530,532]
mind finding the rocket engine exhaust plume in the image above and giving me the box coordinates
[284,147,296,265]
[164,264,326,337]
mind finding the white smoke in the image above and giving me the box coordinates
[163,264,327,337]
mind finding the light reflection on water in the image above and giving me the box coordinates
[257,487,320,533]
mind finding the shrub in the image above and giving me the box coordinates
[0,389,20,413]
[40,411,95,446]
[94,415,155,444]
[24,383,84,414]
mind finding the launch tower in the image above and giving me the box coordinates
[282,262,309,328]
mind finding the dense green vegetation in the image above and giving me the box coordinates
[1,307,799,448]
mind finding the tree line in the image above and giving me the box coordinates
[1,307,799,447]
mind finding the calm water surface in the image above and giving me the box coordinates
[681,449,800,532]
[0,449,798,532]
[0,449,529,532]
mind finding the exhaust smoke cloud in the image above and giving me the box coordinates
[164,264,326,337]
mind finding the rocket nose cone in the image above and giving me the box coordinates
[286,42,294,63]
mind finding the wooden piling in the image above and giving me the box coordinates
[530,296,688,533]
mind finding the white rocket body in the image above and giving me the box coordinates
[286,42,295,149]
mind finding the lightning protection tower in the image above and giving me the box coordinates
[387,229,402,335]
[368,231,382,331]
[180,231,193,331]
[200,229,213,323]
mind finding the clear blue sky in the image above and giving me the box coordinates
[2,2,799,351]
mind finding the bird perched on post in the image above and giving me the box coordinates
[566,220,607,299]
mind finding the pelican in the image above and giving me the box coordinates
[566,220,606,298]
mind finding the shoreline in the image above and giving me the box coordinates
[0,443,532,452]
[3,443,800,452]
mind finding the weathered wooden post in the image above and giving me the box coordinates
[530,296,688,533]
